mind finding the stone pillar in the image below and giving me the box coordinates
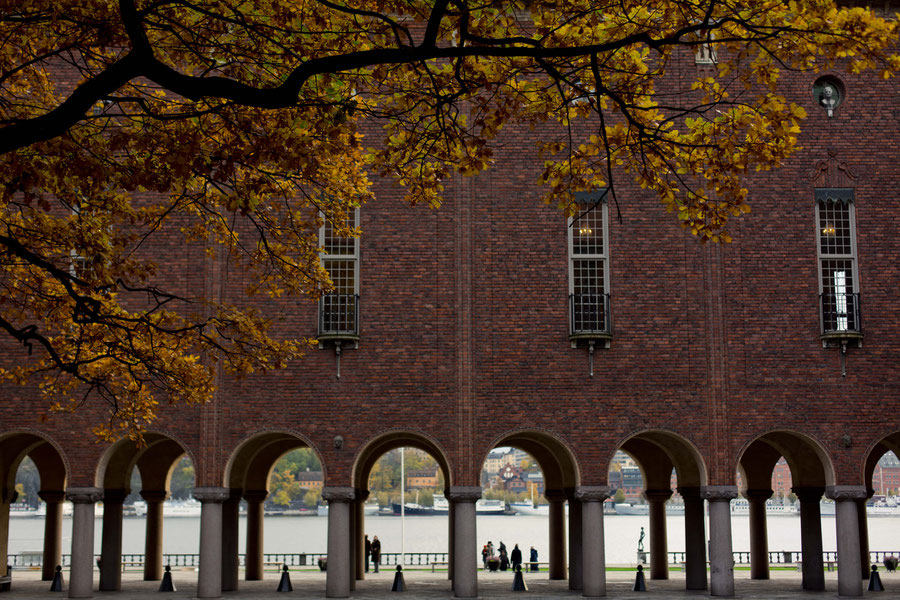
[678,486,707,590]
[99,488,128,591]
[703,486,737,597]
[744,488,773,580]
[221,489,241,592]
[243,490,267,581]
[140,490,168,581]
[566,489,583,590]
[194,487,230,599]
[348,495,357,591]
[577,486,609,598]
[857,488,873,579]
[323,487,355,599]
[448,499,455,584]
[66,487,103,599]
[544,489,567,580]
[827,486,867,597]
[0,490,15,582]
[354,491,368,581]
[448,486,480,599]
[645,489,672,580]
[794,486,825,591]
[38,490,65,581]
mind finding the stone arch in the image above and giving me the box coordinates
[0,430,68,495]
[225,429,322,491]
[863,431,900,494]
[353,429,451,490]
[737,429,834,490]
[485,429,580,491]
[614,428,707,490]
[95,431,192,493]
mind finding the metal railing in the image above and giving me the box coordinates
[318,294,359,336]
[569,293,611,336]
[820,292,861,334]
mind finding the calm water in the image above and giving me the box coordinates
[9,514,900,565]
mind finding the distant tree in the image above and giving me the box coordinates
[169,457,195,499]
[13,457,40,507]
[614,488,627,504]
[1,0,898,439]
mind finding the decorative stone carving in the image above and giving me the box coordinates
[242,489,269,503]
[543,489,567,503]
[192,487,231,503]
[676,486,702,500]
[355,489,370,502]
[102,488,130,504]
[700,485,738,501]
[447,486,481,503]
[66,487,103,504]
[575,486,610,502]
[38,490,66,504]
[321,486,356,503]
[644,489,674,502]
[139,489,170,503]
[743,488,774,501]
[813,76,844,118]
[825,485,868,502]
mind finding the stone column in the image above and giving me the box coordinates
[323,487,355,599]
[448,486,480,598]
[66,487,103,599]
[703,486,737,597]
[827,486,867,597]
[194,487,230,599]
[448,499,455,584]
[857,488,873,579]
[140,490,168,581]
[645,489,672,580]
[794,486,825,591]
[678,486,707,590]
[566,489,583,591]
[243,490,267,581]
[99,488,128,591]
[354,490,368,581]
[0,490,15,582]
[221,489,242,592]
[577,486,609,599]
[38,490,65,581]
[544,489,567,580]
[744,488,773,580]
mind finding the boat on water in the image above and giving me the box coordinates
[163,499,202,517]
[509,502,549,516]
[730,499,798,516]
[391,502,435,515]
[614,502,685,516]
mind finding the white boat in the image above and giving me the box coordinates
[509,502,549,516]
[317,504,328,516]
[731,499,798,516]
[476,499,507,515]
[615,503,649,516]
[364,502,379,516]
[163,499,202,517]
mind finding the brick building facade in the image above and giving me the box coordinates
[0,31,899,600]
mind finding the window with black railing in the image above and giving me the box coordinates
[815,189,861,340]
[820,291,860,335]
[569,292,611,335]
[319,293,359,336]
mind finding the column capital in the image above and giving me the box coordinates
[543,488,567,502]
[242,489,269,503]
[140,489,170,503]
[192,486,231,503]
[575,486,610,502]
[224,487,244,503]
[102,488,131,504]
[0,489,17,504]
[38,490,66,503]
[644,489,674,502]
[355,489,370,502]
[66,486,103,504]
[701,485,738,501]
[743,488,774,501]
[321,486,356,503]
[676,486,702,500]
[792,486,825,502]
[446,486,481,503]
[825,485,868,502]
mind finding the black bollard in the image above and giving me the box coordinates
[512,565,527,592]
[391,565,406,592]
[49,565,63,592]
[633,564,647,592]
[277,564,293,592]
[158,565,176,592]
[868,564,884,592]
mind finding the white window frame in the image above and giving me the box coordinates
[815,189,859,334]
[568,191,611,336]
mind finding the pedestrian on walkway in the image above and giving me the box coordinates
[365,535,371,572]
[511,544,522,572]
[529,546,538,571]
[371,536,382,573]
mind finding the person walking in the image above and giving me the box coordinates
[482,543,489,569]
[529,546,538,572]
[365,535,371,573]
[499,542,509,571]
[371,536,382,573]
[511,544,522,572]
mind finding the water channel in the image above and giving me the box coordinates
[9,513,900,565]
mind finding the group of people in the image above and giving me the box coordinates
[481,541,538,572]
[364,535,382,573]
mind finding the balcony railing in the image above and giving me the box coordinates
[318,294,359,338]
[820,292,861,336]
[569,293,612,337]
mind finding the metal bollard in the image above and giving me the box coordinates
[391,565,406,592]
[277,564,293,592]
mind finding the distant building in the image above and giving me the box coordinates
[296,471,323,490]
[406,469,439,489]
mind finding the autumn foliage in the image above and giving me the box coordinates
[0,0,896,438]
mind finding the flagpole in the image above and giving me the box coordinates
[400,447,406,567]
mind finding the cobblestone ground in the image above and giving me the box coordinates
[3,567,894,599]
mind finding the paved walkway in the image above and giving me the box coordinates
[2,568,893,599]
